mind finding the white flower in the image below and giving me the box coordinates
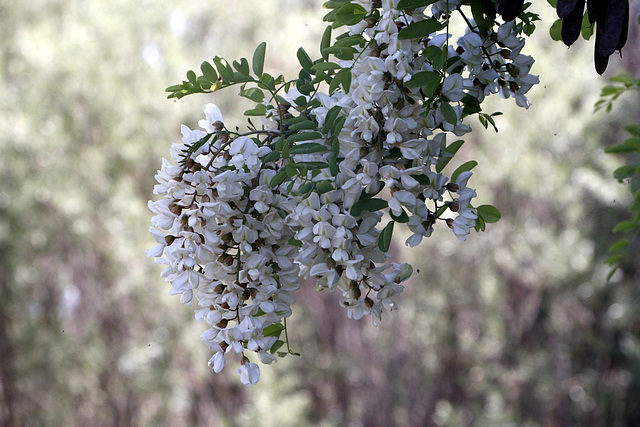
[238,361,260,386]
[198,103,224,132]
[208,351,226,373]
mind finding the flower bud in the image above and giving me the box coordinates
[218,131,229,144]
[169,203,183,215]
[213,120,224,131]
[216,319,228,328]
[445,182,459,192]
[221,302,230,310]
[214,284,225,294]
[364,297,374,309]
[449,201,459,212]
[165,235,176,245]
[218,253,234,266]
[353,285,361,301]
[278,102,290,116]
[446,218,454,228]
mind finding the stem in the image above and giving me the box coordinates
[283,317,292,353]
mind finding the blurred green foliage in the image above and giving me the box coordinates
[1,1,639,426]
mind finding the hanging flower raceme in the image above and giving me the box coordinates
[150,0,540,385]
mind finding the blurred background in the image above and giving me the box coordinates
[1,1,639,425]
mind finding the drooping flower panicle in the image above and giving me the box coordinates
[150,0,539,385]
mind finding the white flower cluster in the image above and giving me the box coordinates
[149,105,302,385]
[149,0,539,385]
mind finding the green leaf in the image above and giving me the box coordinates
[475,214,486,232]
[350,198,388,217]
[294,161,330,170]
[165,84,182,93]
[613,220,639,233]
[269,340,285,354]
[581,12,594,40]
[604,138,640,153]
[334,34,364,47]
[262,151,281,163]
[322,46,358,58]
[289,143,328,155]
[316,180,333,194]
[436,140,465,173]
[476,204,501,223]
[297,47,314,71]
[289,120,317,131]
[613,165,638,180]
[600,86,621,96]
[390,207,410,223]
[288,237,302,247]
[329,153,339,176]
[288,131,323,142]
[398,19,446,40]
[378,221,395,252]
[259,73,276,91]
[329,68,351,94]
[440,102,458,124]
[232,58,250,76]
[269,170,287,188]
[333,3,367,27]
[252,42,267,76]
[549,18,562,41]
[187,70,198,86]
[605,255,623,265]
[323,0,350,8]
[285,116,311,125]
[263,323,284,337]
[239,88,265,103]
[331,116,346,135]
[244,104,267,116]
[320,26,332,60]
[609,238,630,253]
[607,266,619,281]
[322,106,343,134]
[451,160,478,182]
[298,182,315,194]
[625,124,640,137]
[461,94,482,116]
[610,74,639,86]
[414,174,431,185]
[213,56,234,83]
[200,61,218,83]
[405,70,440,89]
[311,62,343,72]
[397,0,438,9]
